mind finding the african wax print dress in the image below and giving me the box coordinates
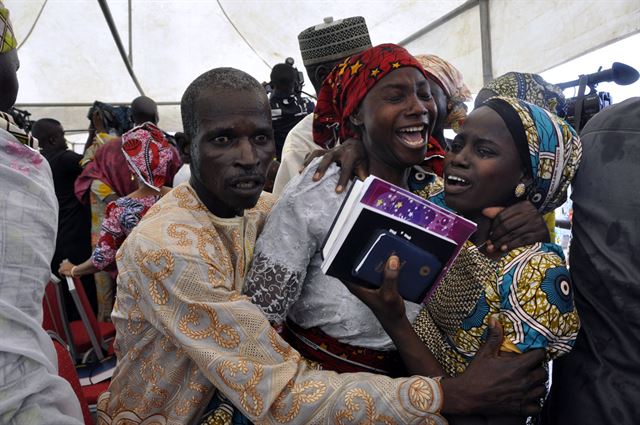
[412,230,579,376]
[91,194,161,273]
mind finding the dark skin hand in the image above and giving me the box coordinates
[92,109,108,134]
[483,204,550,253]
[308,142,550,250]
[344,256,547,418]
[343,255,445,377]
[302,138,368,193]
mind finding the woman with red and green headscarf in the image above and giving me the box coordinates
[245,44,444,374]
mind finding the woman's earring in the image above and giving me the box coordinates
[514,183,526,198]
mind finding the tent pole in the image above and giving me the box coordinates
[397,0,479,46]
[479,0,493,85]
[97,0,145,95]
[128,0,133,65]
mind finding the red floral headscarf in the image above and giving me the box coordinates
[312,43,445,175]
[121,122,173,191]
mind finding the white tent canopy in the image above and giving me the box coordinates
[7,0,640,133]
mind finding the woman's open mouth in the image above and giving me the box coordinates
[396,125,427,148]
[445,173,471,194]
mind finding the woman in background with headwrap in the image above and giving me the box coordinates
[73,114,137,321]
[475,72,567,117]
[60,123,173,286]
[416,54,472,143]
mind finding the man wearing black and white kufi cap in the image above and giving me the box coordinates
[272,16,372,196]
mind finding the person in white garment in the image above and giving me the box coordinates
[0,2,84,423]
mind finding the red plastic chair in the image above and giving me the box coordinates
[43,280,64,335]
[66,277,115,362]
[49,331,95,425]
[43,276,78,360]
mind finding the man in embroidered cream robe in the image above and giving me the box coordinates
[97,68,547,425]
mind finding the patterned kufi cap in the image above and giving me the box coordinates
[298,16,372,66]
[1,1,17,53]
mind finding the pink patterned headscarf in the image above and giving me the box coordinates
[121,122,173,191]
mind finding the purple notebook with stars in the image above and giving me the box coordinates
[321,175,476,304]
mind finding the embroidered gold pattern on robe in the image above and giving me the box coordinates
[96,184,445,425]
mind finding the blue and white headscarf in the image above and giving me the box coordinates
[483,96,582,214]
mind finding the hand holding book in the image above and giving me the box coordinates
[343,254,446,377]
[343,254,407,326]
[321,175,476,304]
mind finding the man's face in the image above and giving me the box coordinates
[51,123,68,150]
[44,123,67,151]
[0,50,19,112]
[187,88,275,217]
[32,121,67,151]
[307,60,340,94]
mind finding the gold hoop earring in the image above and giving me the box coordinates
[514,183,526,198]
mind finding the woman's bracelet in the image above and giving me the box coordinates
[70,266,78,278]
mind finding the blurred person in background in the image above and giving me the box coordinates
[269,61,314,160]
[415,54,472,149]
[33,118,96,315]
[271,16,372,196]
[60,123,174,281]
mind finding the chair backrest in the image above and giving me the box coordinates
[66,277,105,361]
[49,331,93,425]
[43,280,64,335]
[45,275,78,360]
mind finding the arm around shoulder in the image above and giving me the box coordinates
[122,229,447,424]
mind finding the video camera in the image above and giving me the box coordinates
[557,62,639,131]
[7,106,34,132]
[285,57,305,94]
